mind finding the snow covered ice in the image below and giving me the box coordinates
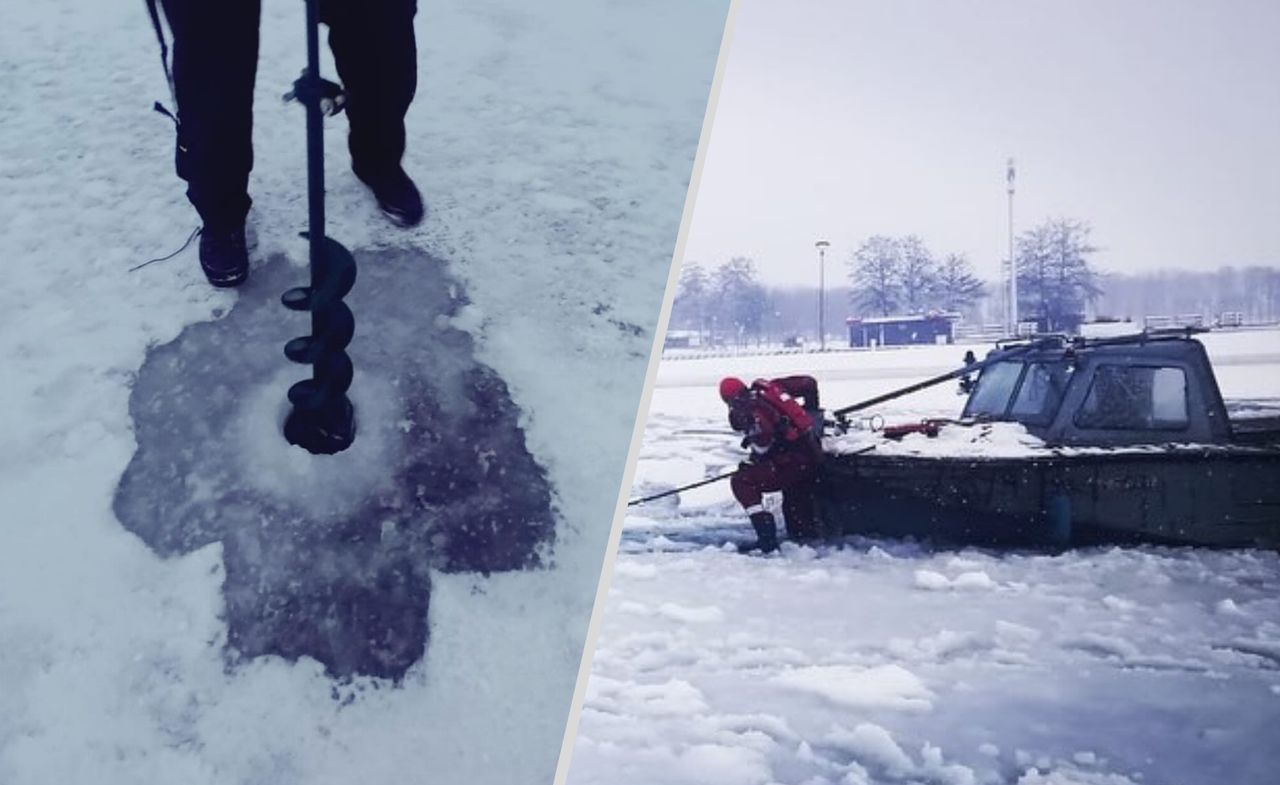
[567,330,1280,785]
[0,0,728,783]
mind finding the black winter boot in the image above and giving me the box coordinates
[738,511,779,554]
[354,165,425,227]
[198,225,249,288]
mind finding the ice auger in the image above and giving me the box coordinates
[281,0,359,454]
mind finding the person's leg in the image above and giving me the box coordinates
[730,466,764,514]
[159,0,260,232]
[752,452,818,541]
[159,0,259,286]
[320,0,423,225]
[321,0,417,173]
[731,462,781,552]
[781,476,820,541]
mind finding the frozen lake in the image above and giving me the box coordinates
[567,328,1280,785]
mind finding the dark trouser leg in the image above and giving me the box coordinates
[782,478,820,540]
[320,0,418,175]
[159,0,260,231]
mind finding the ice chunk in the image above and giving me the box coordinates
[914,569,952,590]
[1214,598,1246,616]
[919,742,977,785]
[952,571,997,590]
[585,676,709,717]
[824,723,913,775]
[657,602,725,624]
[1016,766,1140,785]
[614,561,659,579]
[773,664,934,712]
[914,569,997,591]
[1102,595,1137,612]
[678,744,773,785]
[889,629,992,662]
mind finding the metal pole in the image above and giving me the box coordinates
[1007,158,1017,335]
[280,0,358,455]
[831,337,1052,422]
[305,0,324,331]
[816,239,830,351]
[1000,257,1008,333]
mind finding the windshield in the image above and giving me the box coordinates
[1009,362,1071,425]
[964,361,1023,418]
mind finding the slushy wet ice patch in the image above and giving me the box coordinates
[113,249,556,680]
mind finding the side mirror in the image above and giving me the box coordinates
[957,350,978,395]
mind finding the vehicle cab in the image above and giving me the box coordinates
[960,333,1233,447]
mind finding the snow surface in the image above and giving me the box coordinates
[0,1,727,783]
[567,330,1280,785]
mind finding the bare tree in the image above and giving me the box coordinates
[897,235,940,314]
[1095,264,1280,324]
[671,262,710,335]
[849,235,902,317]
[711,257,768,344]
[1016,218,1102,333]
[937,252,986,314]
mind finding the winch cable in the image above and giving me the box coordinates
[627,470,738,507]
[626,445,876,508]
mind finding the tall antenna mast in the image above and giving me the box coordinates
[1007,157,1017,335]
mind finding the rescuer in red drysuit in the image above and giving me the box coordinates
[720,375,823,553]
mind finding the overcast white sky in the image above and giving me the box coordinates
[683,0,1280,286]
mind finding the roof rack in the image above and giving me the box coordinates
[1071,326,1207,349]
[994,327,1206,352]
[994,333,1070,350]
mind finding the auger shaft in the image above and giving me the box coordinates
[282,0,358,455]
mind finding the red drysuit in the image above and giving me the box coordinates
[723,375,823,540]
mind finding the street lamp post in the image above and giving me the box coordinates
[815,240,830,351]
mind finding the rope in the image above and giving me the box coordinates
[626,445,878,508]
[627,470,738,507]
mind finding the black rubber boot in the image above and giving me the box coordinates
[354,165,425,227]
[198,226,249,288]
[738,511,779,554]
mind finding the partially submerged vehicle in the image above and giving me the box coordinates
[816,331,1280,548]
